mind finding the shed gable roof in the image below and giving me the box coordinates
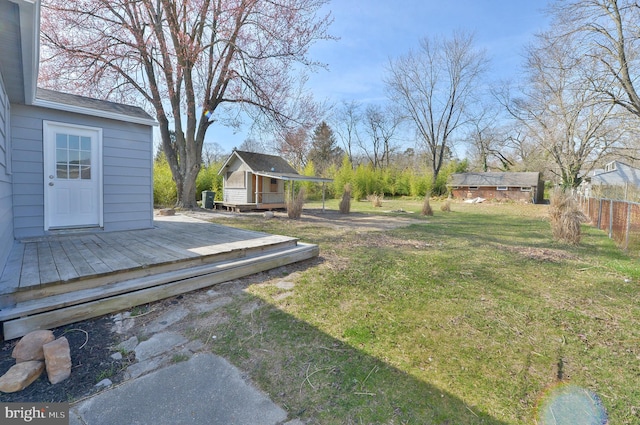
[449,172,541,187]
[220,150,299,175]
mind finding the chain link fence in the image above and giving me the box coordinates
[578,195,640,251]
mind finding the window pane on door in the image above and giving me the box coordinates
[55,132,92,180]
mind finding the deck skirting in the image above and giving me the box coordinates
[0,213,318,340]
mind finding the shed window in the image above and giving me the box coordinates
[497,186,508,191]
[521,187,532,192]
[469,186,478,191]
[270,178,278,192]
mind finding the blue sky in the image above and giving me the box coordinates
[205,0,552,153]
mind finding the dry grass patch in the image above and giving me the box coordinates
[421,195,433,216]
[339,184,351,214]
[366,193,384,207]
[287,188,305,219]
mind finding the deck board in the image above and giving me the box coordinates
[0,242,24,297]
[19,243,41,288]
[49,240,80,282]
[69,237,113,275]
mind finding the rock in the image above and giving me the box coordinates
[264,211,275,219]
[12,330,55,363]
[143,306,189,334]
[95,378,112,388]
[112,312,135,334]
[116,336,139,353]
[110,352,123,361]
[0,361,45,393]
[275,280,295,290]
[158,208,175,216]
[43,337,72,385]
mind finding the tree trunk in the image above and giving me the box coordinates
[175,165,201,208]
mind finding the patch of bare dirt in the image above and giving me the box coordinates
[181,207,425,232]
[495,244,578,262]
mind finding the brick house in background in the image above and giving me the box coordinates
[448,172,545,204]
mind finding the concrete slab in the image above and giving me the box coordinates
[70,353,288,425]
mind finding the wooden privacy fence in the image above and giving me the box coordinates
[578,196,640,251]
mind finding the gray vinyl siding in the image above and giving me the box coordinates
[0,72,13,271]
[11,103,153,239]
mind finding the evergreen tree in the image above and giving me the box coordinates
[308,122,344,175]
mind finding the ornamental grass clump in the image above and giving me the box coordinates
[367,193,384,207]
[287,188,305,219]
[339,184,352,214]
[421,194,433,216]
[549,189,587,245]
[441,200,451,212]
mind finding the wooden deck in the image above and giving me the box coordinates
[0,214,318,340]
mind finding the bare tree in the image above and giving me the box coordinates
[550,0,640,118]
[385,32,487,182]
[238,138,265,154]
[40,0,332,207]
[504,31,624,188]
[201,142,225,167]
[331,100,362,166]
[276,127,309,170]
[361,104,402,169]
[466,107,514,172]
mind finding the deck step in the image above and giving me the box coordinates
[8,236,299,305]
[1,243,318,340]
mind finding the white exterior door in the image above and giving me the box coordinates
[44,121,102,230]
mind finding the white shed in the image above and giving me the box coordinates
[218,150,332,211]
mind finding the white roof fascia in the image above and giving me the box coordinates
[32,97,158,126]
[10,0,39,103]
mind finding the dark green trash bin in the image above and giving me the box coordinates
[202,190,215,209]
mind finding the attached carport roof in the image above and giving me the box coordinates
[254,171,333,183]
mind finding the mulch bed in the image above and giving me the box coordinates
[0,316,132,402]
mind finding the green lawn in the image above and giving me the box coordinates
[196,198,640,424]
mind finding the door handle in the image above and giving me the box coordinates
[49,182,54,186]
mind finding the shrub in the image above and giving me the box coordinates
[549,189,587,245]
[421,194,433,216]
[353,165,383,200]
[196,164,221,201]
[410,172,432,197]
[339,184,352,214]
[287,187,305,219]
[333,155,354,197]
[153,156,177,207]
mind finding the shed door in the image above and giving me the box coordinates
[44,122,102,230]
